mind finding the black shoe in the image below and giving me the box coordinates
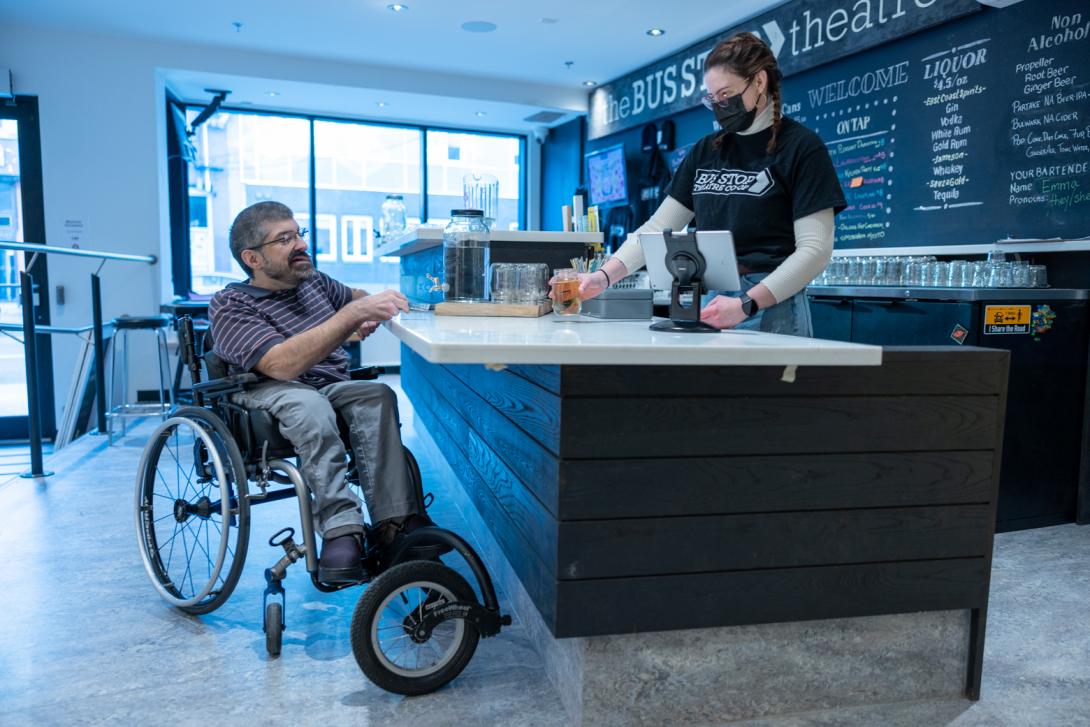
[370,514,453,561]
[317,534,365,583]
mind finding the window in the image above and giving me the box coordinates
[295,213,338,263]
[426,131,523,231]
[172,108,525,296]
[185,111,311,295]
[341,216,374,263]
[313,121,422,289]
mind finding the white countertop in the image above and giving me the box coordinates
[387,312,883,367]
[375,228,603,258]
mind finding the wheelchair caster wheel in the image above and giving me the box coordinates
[350,560,479,695]
[265,602,283,657]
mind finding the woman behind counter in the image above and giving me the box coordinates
[571,32,847,335]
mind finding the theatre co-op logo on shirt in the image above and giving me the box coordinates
[693,168,774,196]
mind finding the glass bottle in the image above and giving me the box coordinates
[442,209,490,302]
[380,194,407,238]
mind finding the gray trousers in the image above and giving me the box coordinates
[233,379,417,539]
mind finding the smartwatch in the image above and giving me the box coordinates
[738,293,759,318]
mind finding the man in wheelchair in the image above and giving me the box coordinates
[208,201,431,584]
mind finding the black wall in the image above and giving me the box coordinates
[540,117,584,231]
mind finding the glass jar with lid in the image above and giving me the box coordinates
[380,194,407,238]
[443,209,490,302]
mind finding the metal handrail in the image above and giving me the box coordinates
[0,240,157,265]
[0,323,102,334]
[6,240,158,477]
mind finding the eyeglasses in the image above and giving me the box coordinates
[700,78,752,110]
[249,228,309,251]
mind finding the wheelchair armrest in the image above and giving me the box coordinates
[350,366,385,381]
[192,373,260,397]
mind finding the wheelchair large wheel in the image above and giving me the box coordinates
[350,560,480,695]
[135,406,250,615]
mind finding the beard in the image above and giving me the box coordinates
[262,251,315,285]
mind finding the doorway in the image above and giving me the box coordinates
[0,96,55,441]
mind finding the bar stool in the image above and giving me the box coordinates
[106,314,174,444]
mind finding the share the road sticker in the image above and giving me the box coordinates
[983,305,1031,335]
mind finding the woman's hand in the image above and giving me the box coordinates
[548,270,609,302]
[699,295,748,329]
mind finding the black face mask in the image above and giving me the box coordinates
[712,81,756,134]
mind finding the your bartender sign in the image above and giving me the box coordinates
[587,0,979,140]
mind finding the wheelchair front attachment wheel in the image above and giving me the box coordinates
[134,407,250,615]
[350,560,480,695]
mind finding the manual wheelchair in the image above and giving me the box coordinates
[134,317,509,695]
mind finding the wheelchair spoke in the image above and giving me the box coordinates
[154,466,177,501]
[179,519,195,597]
[195,518,211,585]
[182,518,214,576]
[424,638,445,662]
[163,522,182,573]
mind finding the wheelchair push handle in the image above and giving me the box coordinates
[176,315,206,405]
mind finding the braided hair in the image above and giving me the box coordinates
[704,32,784,154]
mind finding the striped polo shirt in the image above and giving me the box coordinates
[209,271,353,389]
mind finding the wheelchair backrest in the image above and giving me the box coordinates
[200,329,230,381]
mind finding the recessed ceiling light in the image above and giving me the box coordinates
[646,28,666,37]
[475,111,487,117]
[265,91,280,97]
[540,17,558,24]
[387,4,408,12]
[462,20,497,33]
[582,80,596,87]
[376,101,388,108]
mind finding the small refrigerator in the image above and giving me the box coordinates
[809,286,1090,532]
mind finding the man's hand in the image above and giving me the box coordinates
[699,295,748,329]
[356,320,381,340]
[349,289,409,322]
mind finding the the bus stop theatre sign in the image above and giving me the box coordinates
[587,0,979,140]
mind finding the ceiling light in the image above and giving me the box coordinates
[376,101,388,108]
[387,4,408,12]
[646,28,666,37]
[265,91,280,97]
[475,111,487,117]
[582,80,596,87]
[540,18,558,24]
[462,20,497,33]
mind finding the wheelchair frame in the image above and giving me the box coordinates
[134,316,509,694]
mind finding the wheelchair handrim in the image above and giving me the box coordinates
[134,415,232,608]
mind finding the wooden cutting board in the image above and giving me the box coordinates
[435,301,552,318]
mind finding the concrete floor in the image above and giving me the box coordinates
[0,377,1087,726]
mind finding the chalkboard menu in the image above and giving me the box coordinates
[784,0,1090,249]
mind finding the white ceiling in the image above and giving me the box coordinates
[2,0,789,132]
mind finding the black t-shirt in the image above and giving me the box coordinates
[667,116,846,272]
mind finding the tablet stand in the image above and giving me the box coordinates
[649,229,719,333]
